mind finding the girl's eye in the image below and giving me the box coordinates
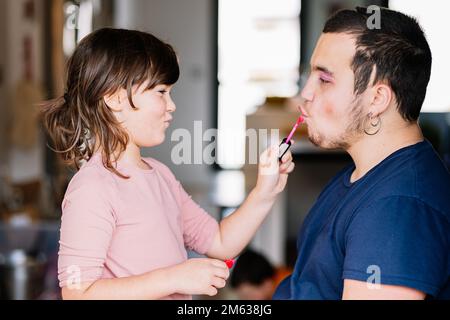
[158,90,167,94]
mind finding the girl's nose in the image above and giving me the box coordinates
[167,96,176,113]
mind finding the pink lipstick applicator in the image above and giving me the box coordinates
[223,116,305,269]
[278,113,305,161]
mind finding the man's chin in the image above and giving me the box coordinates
[308,133,327,149]
[308,136,322,148]
[308,134,346,150]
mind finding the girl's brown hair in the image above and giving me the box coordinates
[41,28,179,178]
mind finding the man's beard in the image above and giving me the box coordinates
[308,97,365,150]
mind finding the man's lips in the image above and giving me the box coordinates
[300,106,309,118]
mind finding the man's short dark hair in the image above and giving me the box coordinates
[230,249,275,288]
[323,7,432,122]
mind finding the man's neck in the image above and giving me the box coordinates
[347,121,424,183]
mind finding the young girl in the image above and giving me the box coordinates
[41,28,294,300]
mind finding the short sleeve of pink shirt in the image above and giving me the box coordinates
[58,154,219,299]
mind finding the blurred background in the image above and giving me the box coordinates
[0,0,449,300]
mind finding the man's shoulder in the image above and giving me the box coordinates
[397,141,450,217]
[363,140,450,216]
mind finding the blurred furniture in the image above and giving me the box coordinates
[0,249,47,300]
[0,222,60,300]
[0,180,42,223]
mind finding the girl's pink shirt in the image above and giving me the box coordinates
[57,153,219,299]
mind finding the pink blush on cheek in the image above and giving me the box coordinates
[323,102,335,117]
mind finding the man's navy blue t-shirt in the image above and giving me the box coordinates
[273,140,450,300]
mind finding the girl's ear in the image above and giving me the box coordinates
[103,90,126,112]
[104,89,128,123]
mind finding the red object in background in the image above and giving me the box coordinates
[225,259,235,269]
[24,0,35,20]
[23,36,33,81]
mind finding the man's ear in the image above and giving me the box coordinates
[368,83,392,117]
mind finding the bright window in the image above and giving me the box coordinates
[390,0,450,113]
[217,0,301,169]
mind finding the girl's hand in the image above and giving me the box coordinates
[255,143,295,199]
[169,258,230,296]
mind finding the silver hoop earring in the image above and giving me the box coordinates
[364,113,381,136]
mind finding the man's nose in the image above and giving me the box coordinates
[300,78,314,102]
[296,96,309,114]
[296,100,304,113]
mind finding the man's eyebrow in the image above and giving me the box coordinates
[312,65,334,76]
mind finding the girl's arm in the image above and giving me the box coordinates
[206,145,295,260]
[62,258,229,300]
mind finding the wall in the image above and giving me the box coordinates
[1,0,45,183]
[301,0,386,74]
[0,0,8,166]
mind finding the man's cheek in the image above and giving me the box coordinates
[323,102,335,118]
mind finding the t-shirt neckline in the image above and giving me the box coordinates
[90,153,156,174]
[343,139,427,188]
